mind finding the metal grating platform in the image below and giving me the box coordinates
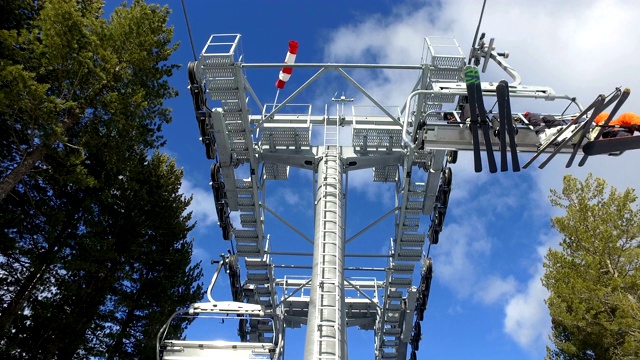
[261,128,310,149]
[264,163,289,180]
[423,36,466,72]
[373,166,398,182]
[353,128,403,149]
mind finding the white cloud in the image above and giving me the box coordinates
[503,265,550,349]
[181,178,246,232]
[433,215,519,306]
[478,275,518,305]
[431,164,536,307]
[230,211,242,230]
[191,246,211,264]
[503,232,561,351]
[180,178,217,227]
[280,187,301,206]
[347,168,395,206]
[266,185,313,218]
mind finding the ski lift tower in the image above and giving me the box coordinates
[173,33,605,360]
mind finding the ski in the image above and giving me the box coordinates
[496,82,508,171]
[464,66,483,172]
[578,88,630,166]
[538,96,606,169]
[582,134,640,155]
[504,83,520,171]
[565,88,622,167]
[497,80,520,171]
[522,94,604,169]
[473,68,498,173]
[536,91,625,169]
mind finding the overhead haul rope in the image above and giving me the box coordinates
[468,0,487,65]
[181,0,197,61]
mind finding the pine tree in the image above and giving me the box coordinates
[0,0,178,201]
[543,174,640,359]
[0,1,204,358]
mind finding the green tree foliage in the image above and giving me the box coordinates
[0,0,204,358]
[0,0,178,200]
[543,174,640,359]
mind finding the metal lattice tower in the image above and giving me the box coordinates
[158,33,608,360]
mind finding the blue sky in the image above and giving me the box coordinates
[140,0,640,359]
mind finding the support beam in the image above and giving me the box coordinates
[304,148,346,360]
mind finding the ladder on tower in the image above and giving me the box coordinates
[313,109,342,359]
[324,104,339,147]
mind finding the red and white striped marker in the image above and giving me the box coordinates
[275,40,299,89]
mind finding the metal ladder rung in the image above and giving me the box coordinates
[317,323,337,328]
